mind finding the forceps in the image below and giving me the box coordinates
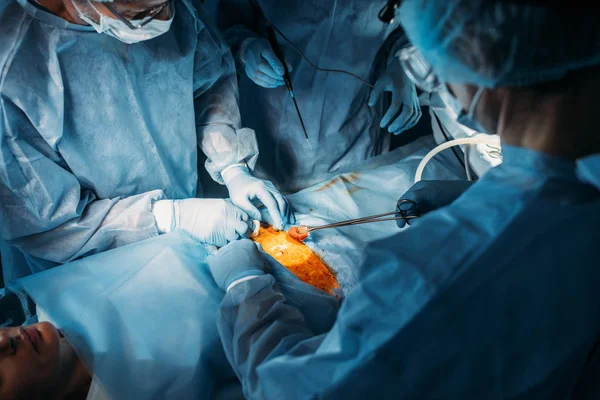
[294,199,418,235]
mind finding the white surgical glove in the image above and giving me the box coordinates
[222,165,289,231]
[152,198,253,247]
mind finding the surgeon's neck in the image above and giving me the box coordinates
[35,0,83,24]
[497,70,600,160]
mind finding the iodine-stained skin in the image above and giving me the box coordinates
[252,226,340,294]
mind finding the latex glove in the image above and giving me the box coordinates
[206,239,269,291]
[259,206,297,228]
[152,198,253,247]
[396,180,475,228]
[241,38,292,88]
[369,60,422,135]
[223,165,289,231]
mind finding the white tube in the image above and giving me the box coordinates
[415,136,499,182]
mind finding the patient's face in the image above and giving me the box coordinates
[0,322,63,399]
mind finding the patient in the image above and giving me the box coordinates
[0,227,340,399]
[0,322,91,400]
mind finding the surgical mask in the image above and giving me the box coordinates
[73,0,174,44]
[399,45,489,133]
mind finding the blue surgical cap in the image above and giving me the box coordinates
[398,0,600,87]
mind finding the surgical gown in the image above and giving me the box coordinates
[217,0,413,193]
[0,0,258,281]
[217,146,600,399]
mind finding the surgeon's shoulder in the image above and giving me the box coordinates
[0,0,28,73]
[361,207,479,284]
[0,0,26,36]
[0,0,16,16]
[181,0,227,47]
[186,0,212,20]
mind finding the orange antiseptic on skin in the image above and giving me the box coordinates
[252,226,340,295]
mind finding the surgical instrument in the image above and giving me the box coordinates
[265,23,311,146]
[289,200,417,240]
[247,0,310,145]
[270,25,374,89]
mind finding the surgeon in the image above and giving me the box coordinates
[0,0,289,283]
[207,0,600,398]
[216,0,422,193]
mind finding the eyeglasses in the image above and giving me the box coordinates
[379,0,402,24]
[398,46,444,92]
[103,1,171,30]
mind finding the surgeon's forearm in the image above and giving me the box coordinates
[218,274,317,399]
[193,43,241,126]
[8,190,165,265]
[386,28,410,67]
[194,59,259,183]
[193,9,260,183]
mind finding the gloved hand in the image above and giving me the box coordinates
[223,165,289,231]
[396,180,475,228]
[152,198,253,247]
[369,60,422,135]
[206,239,269,291]
[242,38,293,88]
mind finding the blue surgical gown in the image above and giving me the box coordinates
[0,0,258,281]
[217,0,412,193]
[217,145,600,399]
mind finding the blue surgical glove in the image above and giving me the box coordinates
[152,198,253,247]
[241,38,293,89]
[223,165,290,231]
[396,180,475,228]
[369,60,422,135]
[206,239,269,291]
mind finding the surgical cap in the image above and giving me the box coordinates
[398,0,600,88]
[90,0,154,2]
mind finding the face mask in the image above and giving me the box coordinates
[74,0,174,44]
[438,85,488,134]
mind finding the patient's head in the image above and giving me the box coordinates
[0,322,89,400]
